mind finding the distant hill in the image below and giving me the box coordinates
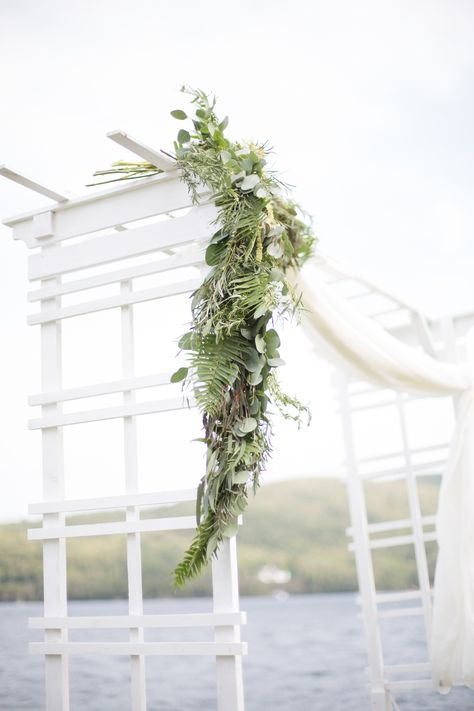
[0,477,440,601]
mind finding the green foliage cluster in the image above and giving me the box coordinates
[168,87,315,584]
[0,478,441,601]
[92,86,315,586]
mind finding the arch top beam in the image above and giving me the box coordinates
[0,164,69,203]
[107,130,177,172]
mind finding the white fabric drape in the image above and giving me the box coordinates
[293,264,474,692]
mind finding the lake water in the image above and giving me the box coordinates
[1,594,473,710]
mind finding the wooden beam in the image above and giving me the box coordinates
[107,130,177,172]
[0,165,68,202]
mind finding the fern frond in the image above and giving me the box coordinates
[173,512,218,587]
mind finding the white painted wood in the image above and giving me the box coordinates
[30,642,248,656]
[29,612,247,629]
[347,516,436,536]
[29,372,174,406]
[28,277,202,324]
[28,515,197,541]
[120,278,147,711]
[396,393,433,655]
[0,165,68,202]
[377,607,423,619]
[33,211,54,240]
[28,488,197,515]
[27,202,216,279]
[356,443,449,465]
[5,150,247,710]
[385,680,433,691]
[212,538,246,711]
[28,394,196,429]
[335,372,390,711]
[7,173,205,245]
[39,246,70,711]
[375,590,431,604]
[107,130,177,171]
[360,458,447,481]
[28,244,206,301]
[384,663,431,675]
[348,531,437,551]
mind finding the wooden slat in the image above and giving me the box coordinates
[0,165,68,202]
[378,607,423,619]
[28,488,196,515]
[29,372,174,406]
[28,202,216,279]
[28,244,206,301]
[384,662,431,675]
[30,641,248,656]
[346,515,436,537]
[361,459,447,480]
[385,679,433,691]
[7,172,208,245]
[28,277,201,324]
[348,531,437,552]
[107,130,176,172]
[29,394,196,429]
[29,612,247,629]
[28,515,197,541]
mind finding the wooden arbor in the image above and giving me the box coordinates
[1,131,246,711]
[310,256,474,710]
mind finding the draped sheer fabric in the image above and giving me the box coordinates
[292,264,474,691]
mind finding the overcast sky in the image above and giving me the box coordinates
[0,0,472,520]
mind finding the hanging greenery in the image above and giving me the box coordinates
[92,86,315,587]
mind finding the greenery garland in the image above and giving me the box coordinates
[92,86,315,586]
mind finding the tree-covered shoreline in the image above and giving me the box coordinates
[0,477,439,602]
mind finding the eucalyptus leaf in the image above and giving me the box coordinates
[231,171,246,183]
[267,357,286,367]
[171,109,187,120]
[177,129,190,144]
[240,157,253,173]
[247,371,263,386]
[219,116,229,131]
[178,332,195,350]
[170,366,188,383]
[264,329,281,353]
[249,399,260,415]
[243,348,261,372]
[205,243,221,266]
[240,327,253,340]
[255,334,266,353]
[254,304,269,319]
[195,480,204,525]
[221,521,238,538]
[240,174,260,191]
[233,470,251,484]
[238,417,258,433]
[267,241,284,258]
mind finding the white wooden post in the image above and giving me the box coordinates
[121,279,147,710]
[396,393,433,653]
[212,537,245,711]
[40,237,70,711]
[336,373,392,711]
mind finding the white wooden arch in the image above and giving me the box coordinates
[3,132,474,711]
[2,131,246,711]
[309,256,474,710]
